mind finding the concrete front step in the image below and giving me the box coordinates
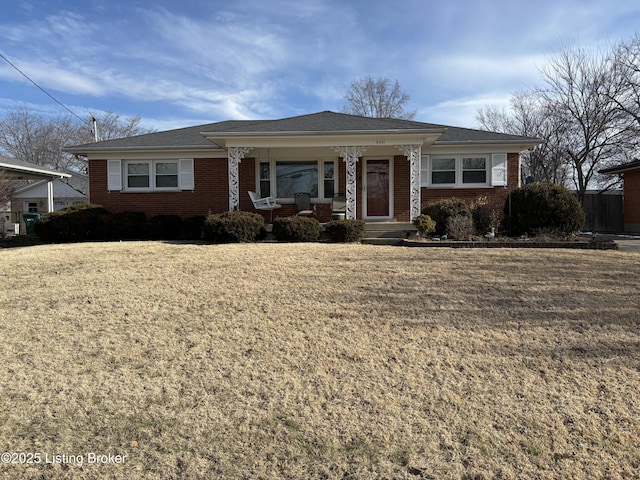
[364,222,416,239]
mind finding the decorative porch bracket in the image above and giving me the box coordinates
[333,146,368,220]
[227,147,253,211]
[397,145,422,221]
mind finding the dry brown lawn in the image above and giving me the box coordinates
[0,242,639,479]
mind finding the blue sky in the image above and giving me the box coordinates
[1,0,639,132]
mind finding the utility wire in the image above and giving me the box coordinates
[0,51,91,126]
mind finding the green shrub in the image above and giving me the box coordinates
[35,204,110,243]
[145,214,183,240]
[272,216,322,242]
[203,211,265,243]
[422,198,471,236]
[102,211,146,240]
[325,219,366,242]
[412,214,436,236]
[506,183,586,236]
[446,215,475,240]
[181,215,206,240]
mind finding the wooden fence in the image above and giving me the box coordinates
[579,191,623,233]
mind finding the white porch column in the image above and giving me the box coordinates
[47,180,55,213]
[334,146,368,220]
[398,145,422,221]
[227,147,253,211]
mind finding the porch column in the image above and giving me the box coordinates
[334,146,368,220]
[227,147,253,211]
[398,145,422,221]
[47,180,55,213]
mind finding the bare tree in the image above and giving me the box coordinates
[538,47,636,202]
[0,108,154,173]
[0,107,79,171]
[476,91,571,186]
[79,111,152,143]
[342,76,416,119]
[0,170,13,206]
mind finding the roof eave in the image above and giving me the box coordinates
[64,144,224,156]
[0,162,72,179]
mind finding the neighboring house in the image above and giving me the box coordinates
[65,111,542,223]
[600,159,640,233]
[10,173,89,235]
[0,155,71,235]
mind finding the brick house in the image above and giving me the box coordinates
[600,159,640,232]
[65,111,542,223]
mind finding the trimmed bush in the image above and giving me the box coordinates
[325,219,366,242]
[412,214,436,236]
[35,203,110,243]
[181,215,206,240]
[102,211,146,240]
[446,215,475,240]
[145,214,183,240]
[506,183,586,236]
[422,198,472,236]
[203,211,265,243]
[272,216,322,242]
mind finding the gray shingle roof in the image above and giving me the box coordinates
[65,111,542,154]
[0,154,71,178]
[600,159,640,174]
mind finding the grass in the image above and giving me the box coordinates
[0,241,639,479]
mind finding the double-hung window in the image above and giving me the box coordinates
[125,161,178,190]
[259,159,336,200]
[462,156,487,184]
[109,159,193,192]
[422,154,498,187]
[431,157,456,185]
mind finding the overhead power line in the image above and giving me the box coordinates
[0,51,90,126]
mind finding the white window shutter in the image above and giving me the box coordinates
[491,153,507,186]
[420,154,429,187]
[179,158,194,190]
[107,159,122,191]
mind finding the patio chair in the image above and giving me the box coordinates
[294,192,316,217]
[331,193,346,220]
[248,191,281,222]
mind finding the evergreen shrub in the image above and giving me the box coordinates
[203,211,265,243]
[272,216,322,242]
[506,183,585,236]
[145,214,183,240]
[325,219,366,242]
[35,203,110,243]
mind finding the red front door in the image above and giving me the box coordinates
[365,159,390,218]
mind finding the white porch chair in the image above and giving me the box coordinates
[248,191,282,222]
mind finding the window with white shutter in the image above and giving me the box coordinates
[107,159,122,191]
[179,158,194,190]
[491,153,508,186]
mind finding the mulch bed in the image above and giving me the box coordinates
[0,235,44,249]
[403,238,618,250]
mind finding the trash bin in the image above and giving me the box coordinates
[23,213,41,235]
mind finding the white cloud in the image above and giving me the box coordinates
[419,93,512,128]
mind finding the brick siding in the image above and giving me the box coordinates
[624,170,640,230]
[89,152,520,223]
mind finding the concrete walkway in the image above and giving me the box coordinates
[614,238,640,253]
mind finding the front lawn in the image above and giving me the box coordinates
[0,243,638,479]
